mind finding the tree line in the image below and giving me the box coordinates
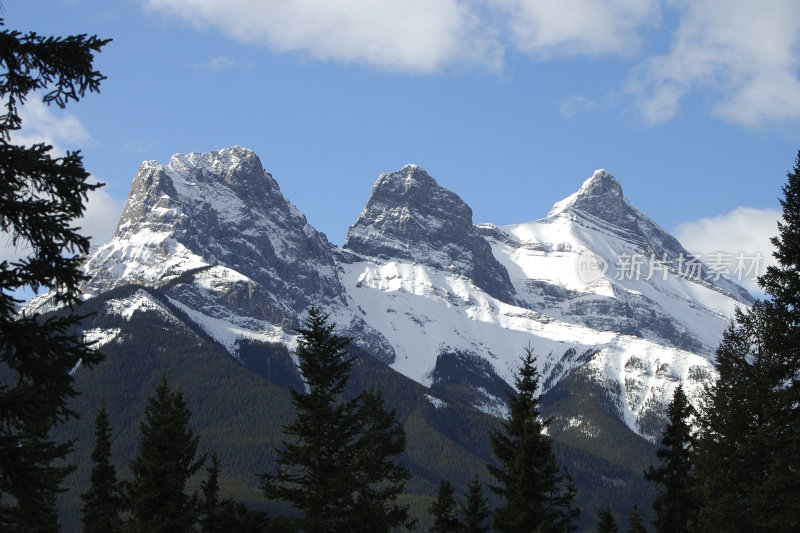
[75,307,579,532]
[640,154,800,533]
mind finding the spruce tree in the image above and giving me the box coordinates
[346,390,411,532]
[198,452,224,533]
[596,507,619,533]
[558,467,581,533]
[694,150,800,532]
[627,505,646,533]
[694,314,765,532]
[261,306,410,532]
[196,452,270,532]
[80,401,124,533]
[126,375,205,533]
[460,474,490,533]
[428,479,461,533]
[752,149,800,531]
[487,346,564,532]
[644,385,697,533]
[0,20,109,531]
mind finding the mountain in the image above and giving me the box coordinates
[32,147,752,528]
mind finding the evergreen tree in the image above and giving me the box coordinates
[627,505,646,533]
[126,375,205,533]
[487,346,564,532]
[596,507,619,533]
[198,452,224,533]
[0,19,109,531]
[346,390,411,532]
[694,150,800,532]
[752,149,800,531]
[428,479,461,533]
[460,474,490,533]
[80,401,124,533]
[215,500,271,533]
[198,452,270,532]
[644,385,697,532]
[261,306,410,532]
[558,467,581,533]
[694,314,765,532]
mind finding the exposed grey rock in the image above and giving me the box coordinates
[83,146,345,322]
[552,170,754,305]
[343,164,518,304]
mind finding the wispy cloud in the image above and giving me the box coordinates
[142,0,800,127]
[144,0,502,73]
[674,207,781,296]
[559,95,598,118]
[10,98,91,154]
[492,0,660,58]
[1,181,124,264]
[627,0,800,126]
[192,55,253,71]
[2,100,123,284]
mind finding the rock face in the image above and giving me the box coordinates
[343,164,517,304]
[53,149,757,441]
[549,170,753,304]
[82,147,344,324]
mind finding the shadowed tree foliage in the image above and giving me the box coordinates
[460,473,490,533]
[126,375,205,533]
[261,306,410,532]
[346,389,411,532]
[0,18,109,531]
[487,346,565,533]
[627,504,646,533]
[197,452,271,532]
[558,467,581,533]
[694,150,800,533]
[645,385,697,532]
[197,452,224,533]
[596,507,619,533]
[80,401,124,533]
[428,479,461,533]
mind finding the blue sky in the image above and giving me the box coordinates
[5,0,800,295]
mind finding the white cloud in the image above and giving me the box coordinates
[628,0,800,126]
[2,101,122,288]
[674,207,781,296]
[77,186,125,246]
[10,98,91,154]
[492,0,659,57]
[192,55,253,71]
[559,95,598,118]
[1,181,124,266]
[143,0,800,127]
[144,0,502,73]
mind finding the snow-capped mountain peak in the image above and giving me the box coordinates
[343,165,517,303]
[40,148,759,442]
[548,169,624,218]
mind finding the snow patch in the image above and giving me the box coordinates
[425,394,447,409]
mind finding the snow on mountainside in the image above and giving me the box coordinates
[339,166,750,438]
[31,147,755,441]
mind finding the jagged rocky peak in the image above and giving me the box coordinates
[344,164,518,304]
[116,146,284,235]
[548,169,634,229]
[346,165,472,246]
[83,146,346,319]
[166,146,276,197]
[547,169,754,304]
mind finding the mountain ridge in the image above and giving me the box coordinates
[30,146,751,444]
